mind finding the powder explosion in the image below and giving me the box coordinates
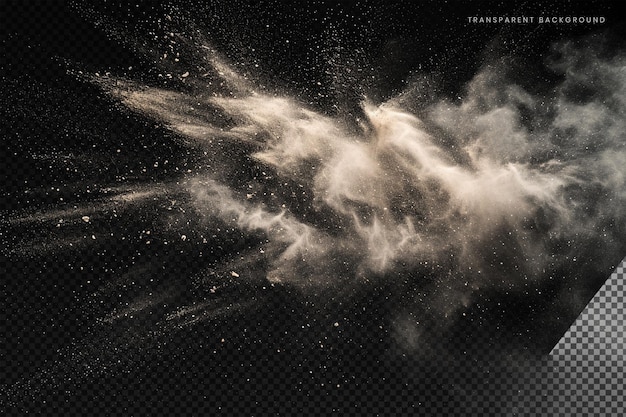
[105,37,626,323]
[3,2,626,415]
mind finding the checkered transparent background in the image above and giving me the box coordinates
[509,260,625,416]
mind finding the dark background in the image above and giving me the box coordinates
[2,1,625,416]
